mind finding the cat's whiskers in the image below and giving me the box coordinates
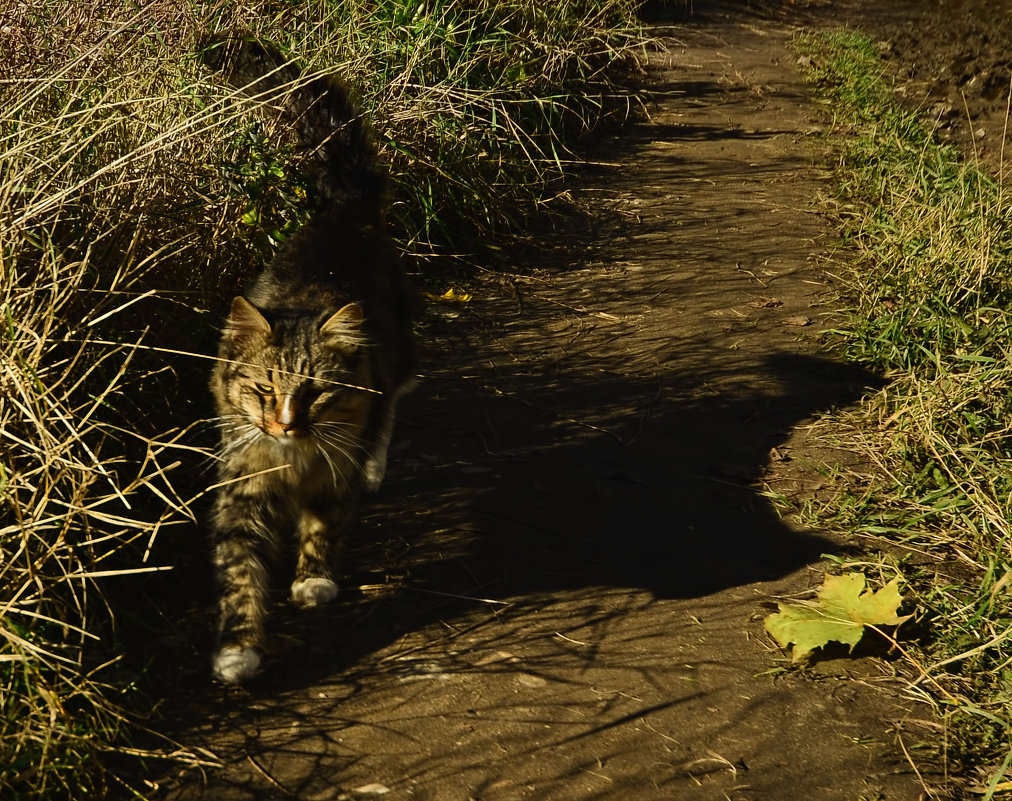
[312,420,376,448]
[209,413,249,431]
[287,418,363,481]
[216,422,270,460]
[310,426,366,471]
[312,440,346,487]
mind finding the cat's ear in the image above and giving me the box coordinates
[319,303,364,341]
[226,296,271,340]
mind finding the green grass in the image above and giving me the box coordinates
[204,0,647,264]
[0,1,646,797]
[795,29,1012,794]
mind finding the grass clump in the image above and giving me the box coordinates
[0,0,646,797]
[796,29,1012,791]
[206,0,647,263]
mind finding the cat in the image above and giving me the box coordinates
[202,34,415,684]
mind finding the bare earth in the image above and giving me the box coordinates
[152,2,986,799]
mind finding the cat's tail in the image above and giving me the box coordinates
[201,33,384,207]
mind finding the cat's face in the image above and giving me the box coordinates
[215,297,371,446]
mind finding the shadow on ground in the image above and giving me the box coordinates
[249,341,876,687]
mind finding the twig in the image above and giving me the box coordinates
[245,751,297,798]
[895,729,937,799]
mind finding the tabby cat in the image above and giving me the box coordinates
[203,35,415,684]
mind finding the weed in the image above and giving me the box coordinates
[797,28,1012,792]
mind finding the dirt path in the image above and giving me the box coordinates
[160,4,944,800]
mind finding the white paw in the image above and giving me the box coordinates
[213,646,261,684]
[290,577,338,607]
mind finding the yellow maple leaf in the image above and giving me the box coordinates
[764,573,909,663]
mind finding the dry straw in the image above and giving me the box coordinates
[797,29,1012,792]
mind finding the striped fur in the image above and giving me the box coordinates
[204,36,414,684]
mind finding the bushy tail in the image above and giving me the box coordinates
[201,33,384,207]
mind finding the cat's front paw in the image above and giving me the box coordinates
[213,645,262,684]
[291,577,339,607]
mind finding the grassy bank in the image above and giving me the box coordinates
[796,30,1012,794]
[0,1,645,797]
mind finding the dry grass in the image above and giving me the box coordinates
[796,29,1012,794]
[1,3,225,795]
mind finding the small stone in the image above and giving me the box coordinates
[353,783,391,795]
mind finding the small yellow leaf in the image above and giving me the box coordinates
[423,287,472,303]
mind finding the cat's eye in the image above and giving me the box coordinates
[253,381,275,395]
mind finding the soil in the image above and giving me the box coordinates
[149,2,1012,799]
[864,0,1012,181]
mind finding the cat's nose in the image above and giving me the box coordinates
[276,396,298,430]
